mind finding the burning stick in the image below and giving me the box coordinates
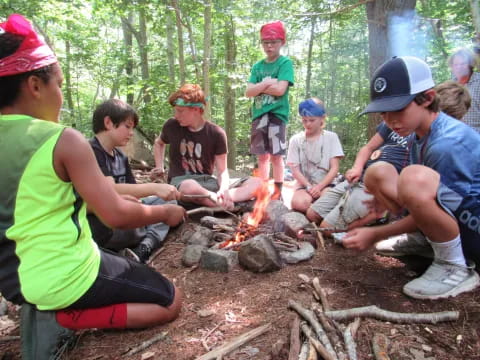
[302,226,348,234]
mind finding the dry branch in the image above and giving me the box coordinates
[312,277,330,312]
[325,305,459,324]
[307,340,318,360]
[195,323,271,360]
[288,300,337,360]
[372,333,391,360]
[299,341,309,360]
[124,331,168,356]
[187,207,227,216]
[288,315,301,360]
[310,223,325,250]
[343,318,361,360]
[300,323,336,360]
[0,335,20,343]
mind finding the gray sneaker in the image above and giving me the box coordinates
[375,232,434,258]
[403,260,480,300]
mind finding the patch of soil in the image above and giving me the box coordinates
[1,222,480,360]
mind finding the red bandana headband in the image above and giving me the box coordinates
[260,21,286,43]
[0,14,57,77]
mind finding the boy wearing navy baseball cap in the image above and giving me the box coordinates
[343,56,480,300]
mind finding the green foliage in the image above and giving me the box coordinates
[0,0,474,172]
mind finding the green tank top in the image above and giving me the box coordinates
[0,114,100,310]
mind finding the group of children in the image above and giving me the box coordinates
[2,13,480,358]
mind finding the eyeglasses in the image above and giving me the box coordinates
[261,40,282,46]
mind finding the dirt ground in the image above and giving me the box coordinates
[1,220,480,360]
[1,176,480,360]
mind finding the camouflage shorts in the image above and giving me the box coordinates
[250,113,287,156]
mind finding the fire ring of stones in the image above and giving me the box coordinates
[181,200,316,273]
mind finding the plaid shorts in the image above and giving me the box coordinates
[250,113,287,156]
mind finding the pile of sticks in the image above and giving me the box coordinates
[287,275,459,360]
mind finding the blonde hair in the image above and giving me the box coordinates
[435,80,471,119]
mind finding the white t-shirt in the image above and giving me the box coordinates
[286,130,344,184]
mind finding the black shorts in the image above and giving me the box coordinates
[66,250,175,309]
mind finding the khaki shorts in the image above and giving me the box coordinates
[310,181,373,229]
[170,174,249,192]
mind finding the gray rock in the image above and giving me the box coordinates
[279,242,315,264]
[183,225,214,247]
[182,245,207,267]
[238,234,283,272]
[200,249,238,272]
[282,212,310,238]
[263,200,289,232]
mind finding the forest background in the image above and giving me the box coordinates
[0,0,476,173]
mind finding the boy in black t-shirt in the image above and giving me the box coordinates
[89,99,181,263]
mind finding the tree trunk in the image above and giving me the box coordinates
[166,5,176,91]
[64,37,75,127]
[172,0,186,86]
[184,16,202,83]
[203,0,213,120]
[305,17,316,98]
[365,0,416,137]
[224,15,237,169]
[121,13,134,105]
[138,6,151,104]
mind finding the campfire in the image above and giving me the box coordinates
[219,179,271,249]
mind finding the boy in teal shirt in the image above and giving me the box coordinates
[246,21,294,200]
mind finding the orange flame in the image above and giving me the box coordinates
[219,172,271,248]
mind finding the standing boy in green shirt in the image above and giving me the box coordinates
[246,21,294,200]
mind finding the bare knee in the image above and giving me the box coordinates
[163,286,183,322]
[364,161,397,190]
[178,179,201,194]
[291,192,312,213]
[398,165,439,205]
[306,207,322,223]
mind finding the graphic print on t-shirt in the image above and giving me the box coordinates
[179,138,203,174]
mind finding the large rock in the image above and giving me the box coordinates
[200,249,239,272]
[238,234,283,273]
[279,242,315,264]
[182,245,207,267]
[263,200,289,232]
[182,224,214,247]
[281,212,310,238]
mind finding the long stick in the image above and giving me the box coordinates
[300,323,336,360]
[325,305,459,324]
[288,300,338,360]
[195,323,271,360]
[372,333,391,360]
[124,331,168,356]
[288,315,301,360]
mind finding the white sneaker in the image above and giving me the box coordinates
[403,260,480,300]
[375,232,434,258]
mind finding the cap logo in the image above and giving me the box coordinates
[374,77,387,93]
[0,28,4,35]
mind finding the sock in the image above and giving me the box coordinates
[427,235,466,266]
[56,303,128,329]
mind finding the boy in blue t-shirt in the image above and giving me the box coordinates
[343,56,480,300]
[246,21,294,200]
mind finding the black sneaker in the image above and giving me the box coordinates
[132,244,152,264]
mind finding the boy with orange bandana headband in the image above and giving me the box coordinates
[246,21,294,200]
